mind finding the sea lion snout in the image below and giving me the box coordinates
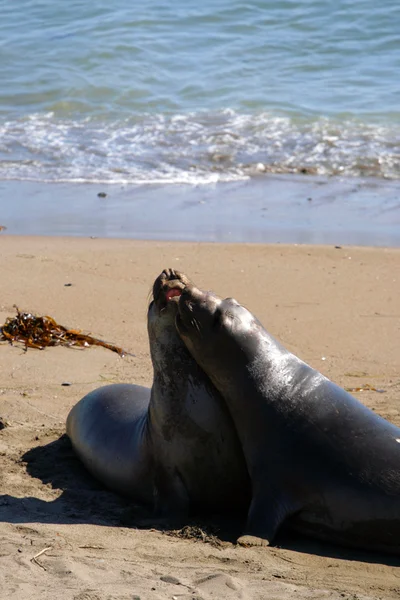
[179,285,221,312]
[177,285,223,336]
[152,268,191,310]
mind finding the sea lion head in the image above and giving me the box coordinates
[148,268,190,331]
[175,284,265,390]
[147,268,194,373]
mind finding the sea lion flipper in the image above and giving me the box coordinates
[237,486,300,547]
[153,464,190,519]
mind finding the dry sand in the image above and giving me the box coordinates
[0,236,399,600]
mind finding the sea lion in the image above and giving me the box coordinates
[66,269,249,518]
[175,282,400,554]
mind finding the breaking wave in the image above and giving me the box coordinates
[0,109,399,184]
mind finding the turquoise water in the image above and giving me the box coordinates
[0,0,399,184]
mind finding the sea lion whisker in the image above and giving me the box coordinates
[191,317,203,336]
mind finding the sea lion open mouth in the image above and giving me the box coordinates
[166,288,181,300]
[152,269,187,311]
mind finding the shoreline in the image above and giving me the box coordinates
[1,174,399,247]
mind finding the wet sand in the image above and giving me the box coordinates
[0,236,399,599]
[1,174,399,246]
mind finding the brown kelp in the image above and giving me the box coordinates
[0,306,129,357]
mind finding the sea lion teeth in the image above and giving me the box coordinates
[166,288,182,301]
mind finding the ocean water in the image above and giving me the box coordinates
[0,0,399,186]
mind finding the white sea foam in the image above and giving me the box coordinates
[0,110,399,184]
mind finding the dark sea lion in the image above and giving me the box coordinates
[66,269,249,518]
[176,282,400,554]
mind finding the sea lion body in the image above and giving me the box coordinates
[176,284,400,554]
[66,383,153,503]
[67,271,249,517]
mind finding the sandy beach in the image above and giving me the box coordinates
[1,236,399,600]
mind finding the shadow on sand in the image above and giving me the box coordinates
[1,435,132,528]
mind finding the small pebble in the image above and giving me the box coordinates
[97,192,107,198]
